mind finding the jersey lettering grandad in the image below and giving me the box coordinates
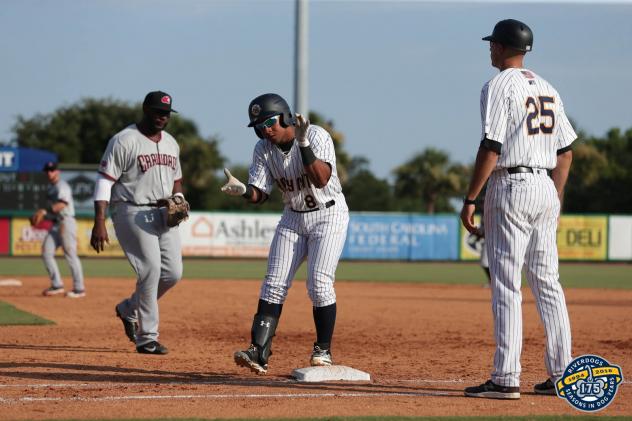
[248,125,347,212]
[99,124,182,204]
[481,68,577,169]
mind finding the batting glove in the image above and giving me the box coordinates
[221,168,247,196]
[295,113,310,147]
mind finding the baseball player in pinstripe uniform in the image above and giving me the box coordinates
[38,161,86,298]
[460,19,576,399]
[222,93,349,374]
[90,91,185,355]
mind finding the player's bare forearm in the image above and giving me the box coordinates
[466,146,499,200]
[304,160,331,188]
[172,179,183,195]
[93,201,108,221]
[552,150,572,204]
[461,147,498,234]
[90,200,109,253]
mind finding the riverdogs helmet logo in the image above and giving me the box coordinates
[556,354,623,412]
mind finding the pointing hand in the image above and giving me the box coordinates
[220,168,247,196]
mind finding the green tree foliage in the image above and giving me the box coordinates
[179,136,226,210]
[565,127,632,213]
[344,156,394,211]
[393,148,469,213]
[14,98,140,163]
[13,97,226,209]
[308,111,350,184]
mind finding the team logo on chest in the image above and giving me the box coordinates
[137,153,177,173]
[276,174,311,192]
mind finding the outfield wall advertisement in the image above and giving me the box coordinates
[0,218,9,255]
[11,217,124,257]
[341,214,459,260]
[178,212,280,257]
[608,215,632,261]
[557,215,608,261]
[4,213,631,261]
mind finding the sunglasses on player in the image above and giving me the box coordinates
[255,115,280,130]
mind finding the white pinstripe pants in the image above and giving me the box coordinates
[260,206,349,307]
[485,169,572,387]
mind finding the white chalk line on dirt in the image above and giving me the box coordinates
[0,378,463,389]
[0,390,453,404]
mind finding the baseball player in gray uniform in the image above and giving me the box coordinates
[222,93,349,374]
[90,91,185,355]
[38,161,86,298]
[460,19,576,399]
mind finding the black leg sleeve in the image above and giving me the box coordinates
[313,303,336,349]
[257,299,283,318]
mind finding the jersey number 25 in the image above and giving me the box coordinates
[525,96,555,135]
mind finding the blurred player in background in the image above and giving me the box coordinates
[32,161,86,298]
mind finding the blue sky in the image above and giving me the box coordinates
[2,0,631,179]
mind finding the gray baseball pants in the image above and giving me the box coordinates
[42,217,85,291]
[112,202,183,347]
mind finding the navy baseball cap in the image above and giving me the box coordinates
[143,91,178,113]
[42,161,58,172]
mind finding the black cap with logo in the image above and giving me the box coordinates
[143,91,178,113]
[42,161,58,172]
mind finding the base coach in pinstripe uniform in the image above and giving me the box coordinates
[460,19,577,399]
[221,93,349,375]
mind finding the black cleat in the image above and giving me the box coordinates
[234,345,268,375]
[464,380,520,400]
[115,305,138,343]
[534,378,557,395]
[136,341,169,355]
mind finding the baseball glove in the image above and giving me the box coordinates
[158,194,190,227]
[30,209,47,227]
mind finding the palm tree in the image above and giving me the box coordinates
[393,148,468,213]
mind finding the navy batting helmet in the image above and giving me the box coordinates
[482,19,533,52]
[247,93,296,136]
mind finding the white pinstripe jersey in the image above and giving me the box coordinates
[481,68,577,169]
[248,124,347,212]
[99,124,182,204]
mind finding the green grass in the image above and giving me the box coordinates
[0,257,629,289]
[0,300,54,325]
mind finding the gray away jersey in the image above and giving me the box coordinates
[481,68,577,169]
[99,124,182,204]
[248,124,347,212]
[47,179,75,219]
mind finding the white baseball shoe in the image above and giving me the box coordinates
[310,344,333,366]
[42,286,65,296]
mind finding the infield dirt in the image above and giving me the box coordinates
[0,276,630,419]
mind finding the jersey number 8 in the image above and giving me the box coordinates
[525,96,555,135]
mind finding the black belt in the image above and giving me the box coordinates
[507,166,551,176]
[291,200,335,213]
